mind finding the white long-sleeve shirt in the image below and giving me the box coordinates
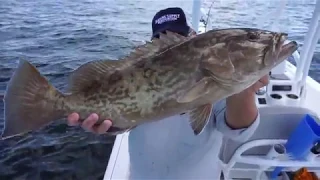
[127,99,260,179]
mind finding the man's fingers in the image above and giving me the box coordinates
[259,75,270,85]
[68,112,113,135]
[252,76,269,92]
[255,80,267,90]
[93,120,112,134]
[254,75,270,90]
[81,113,99,132]
[67,113,80,126]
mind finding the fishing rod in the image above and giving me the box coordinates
[203,0,215,32]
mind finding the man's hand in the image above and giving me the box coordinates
[67,113,112,134]
[247,75,269,93]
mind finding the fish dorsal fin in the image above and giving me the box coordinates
[68,59,125,93]
[68,31,189,93]
[119,31,189,62]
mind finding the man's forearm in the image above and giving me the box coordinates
[225,90,258,129]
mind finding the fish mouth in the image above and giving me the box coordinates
[272,32,298,65]
[263,33,297,66]
[276,33,288,52]
[278,40,298,62]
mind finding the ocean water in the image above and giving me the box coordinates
[0,0,319,179]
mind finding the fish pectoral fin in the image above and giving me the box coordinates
[201,47,235,79]
[177,77,213,103]
[68,60,127,93]
[189,104,213,135]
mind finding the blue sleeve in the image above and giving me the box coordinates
[211,99,260,142]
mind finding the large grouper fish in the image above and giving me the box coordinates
[1,28,298,139]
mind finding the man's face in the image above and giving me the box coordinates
[151,27,197,41]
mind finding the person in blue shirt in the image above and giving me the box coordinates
[67,7,268,179]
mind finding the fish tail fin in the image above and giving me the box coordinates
[1,59,65,139]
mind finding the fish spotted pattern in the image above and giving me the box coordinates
[1,28,298,139]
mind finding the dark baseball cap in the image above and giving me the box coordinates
[151,7,190,38]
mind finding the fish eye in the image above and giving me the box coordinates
[247,32,260,41]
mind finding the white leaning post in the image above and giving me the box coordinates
[192,0,202,33]
[296,0,320,90]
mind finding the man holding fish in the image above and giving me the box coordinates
[67,7,270,179]
[1,6,297,180]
